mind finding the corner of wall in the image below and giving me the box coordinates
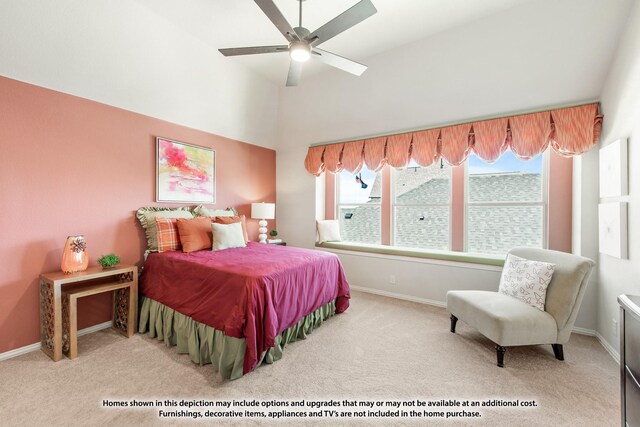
[593,0,640,354]
[571,148,600,332]
[275,145,318,249]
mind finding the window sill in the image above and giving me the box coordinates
[315,241,505,267]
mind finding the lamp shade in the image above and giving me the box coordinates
[251,202,275,220]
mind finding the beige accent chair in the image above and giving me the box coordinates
[447,247,595,367]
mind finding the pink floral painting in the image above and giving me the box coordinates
[156,137,215,203]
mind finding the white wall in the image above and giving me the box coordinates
[0,0,279,149]
[276,0,631,331]
[596,0,640,353]
[571,150,600,331]
[323,249,502,307]
[277,145,319,248]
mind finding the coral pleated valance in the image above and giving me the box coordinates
[304,103,603,176]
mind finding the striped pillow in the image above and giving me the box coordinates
[155,217,181,252]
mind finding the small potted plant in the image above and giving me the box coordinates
[97,253,120,269]
[268,230,282,244]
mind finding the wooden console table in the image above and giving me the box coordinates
[39,265,137,361]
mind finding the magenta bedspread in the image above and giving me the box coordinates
[139,242,350,374]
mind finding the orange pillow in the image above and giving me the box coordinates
[212,215,249,243]
[176,217,213,253]
[154,217,182,253]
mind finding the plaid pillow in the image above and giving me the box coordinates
[154,217,181,252]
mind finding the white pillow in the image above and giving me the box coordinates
[211,222,246,250]
[316,220,342,243]
[498,254,555,311]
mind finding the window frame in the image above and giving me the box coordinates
[327,149,559,261]
[390,165,453,251]
[335,168,382,245]
[463,150,550,253]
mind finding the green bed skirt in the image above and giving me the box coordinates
[138,296,337,380]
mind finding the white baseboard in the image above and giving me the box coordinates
[0,321,113,362]
[2,296,621,365]
[77,320,113,337]
[350,285,446,308]
[595,332,620,364]
[0,342,42,362]
[571,326,596,336]
[569,328,619,364]
[351,285,617,361]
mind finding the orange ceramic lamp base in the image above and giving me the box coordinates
[61,235,89,273]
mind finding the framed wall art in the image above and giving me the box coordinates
[156,137,215,203]
[599,138,628,198]
[598,201,628,259]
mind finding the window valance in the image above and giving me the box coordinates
[304,103,603,176]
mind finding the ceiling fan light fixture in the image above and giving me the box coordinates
[219,0,377,85]
[290,42,311,62]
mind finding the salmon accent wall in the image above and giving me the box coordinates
[324,173,335,220]
[0,76,276,354]
[548,153,573,253]
[451,166,465,252]
[381,167,391,245]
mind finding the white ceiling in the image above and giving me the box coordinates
[138,0,534,85]
[276,0,633,148]
[1,0,631,150]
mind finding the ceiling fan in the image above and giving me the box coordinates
[219,0,377,87]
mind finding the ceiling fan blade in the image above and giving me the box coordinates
[286,61,303,87]
[312,49,367,76]
[218,45,288,56]
[254,0,300,42]
[306,0,377,47]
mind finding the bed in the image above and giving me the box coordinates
[138,242,350,380]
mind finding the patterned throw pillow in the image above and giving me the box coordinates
[155,217,182,252]
[498,254,555,311]
[135,206,193,252]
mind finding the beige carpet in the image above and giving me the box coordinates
[0,291,619,426]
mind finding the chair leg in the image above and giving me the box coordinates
[450,315,458,333]
[552,344,564,361]
[496,345,506,367]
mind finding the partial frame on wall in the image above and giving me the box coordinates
[598,202,628,259]
[156,137,216,204]
[598,138,629,259]
[599,138,628,198]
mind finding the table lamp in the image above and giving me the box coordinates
[251,202,275,244]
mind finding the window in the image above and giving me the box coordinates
[392,161,451,250]
[329,149,556,260]
[337,166,381,244]
[465,150,546,255]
